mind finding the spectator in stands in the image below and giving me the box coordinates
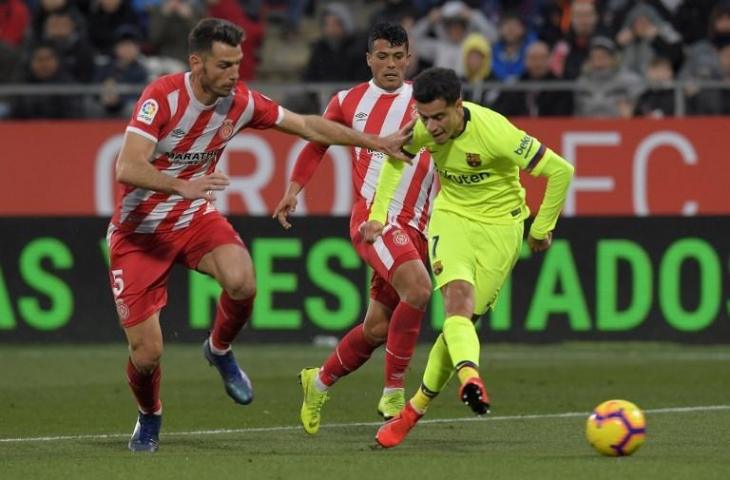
[719,44,730,113]
[148,0,201,64]
[370,0,418,26]
[42,9,95,82]
[491,11,536,81]
[129,0,163,22]
[0,42,20,84]
[87,0,140,56]
[460,32,500,106]
[493,40,573,116]
[634,56,675,117]
[11,40,82,118]
[601,0,677,32]
[0,0,28,87]
[575,36,644,117]
[675,0,720,45]
[206,0,264,80]
[551,0,603,80]
[680,3,730,115]
[533,0,569,47]
[94,25,148,116]
[411,1,497,76]
[31,0,86,41]
[302,2,368,82]
[0,0,30,48]
[616,3,683,75]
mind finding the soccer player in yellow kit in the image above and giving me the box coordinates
[360,67,574,448]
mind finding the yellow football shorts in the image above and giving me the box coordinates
[428,209,523,315]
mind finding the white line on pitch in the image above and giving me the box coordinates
[1,404,728,444]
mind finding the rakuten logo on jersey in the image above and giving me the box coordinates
[437,168,490,185]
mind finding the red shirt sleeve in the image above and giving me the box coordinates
[290,94,346,187]
[0,1,30,47]
[247,90,282,129]
[126,83,171,143]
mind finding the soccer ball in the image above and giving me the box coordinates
[586,399,646,456]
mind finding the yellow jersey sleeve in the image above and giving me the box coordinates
[528,150,574,239]
[489,111,548,173]
[369,120,428,224]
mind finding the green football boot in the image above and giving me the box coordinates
[377,388,405,420]
[299,368,328,435]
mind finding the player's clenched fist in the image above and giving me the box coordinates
[359,220,384,243]
[178,171,230,202]
[527,231,552,252]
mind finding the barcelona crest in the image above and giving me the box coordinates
[466,153,481,167]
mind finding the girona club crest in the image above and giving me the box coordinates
[393,230,409,246]
[219,119,235,140]
[410,103,418,119]
[466,153,481,167]
[115,299,130,321]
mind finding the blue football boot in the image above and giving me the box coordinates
[203,338,254,405]
[128,411,161,453]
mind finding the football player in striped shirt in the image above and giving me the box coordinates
[362,67,574,448]
[110,18,412,452]
[273,23,437,434]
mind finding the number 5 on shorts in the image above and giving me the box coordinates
[431,235,440,258]
[111,269,125,297]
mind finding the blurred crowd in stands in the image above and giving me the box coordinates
[1,0,730,119]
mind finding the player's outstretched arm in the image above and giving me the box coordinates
[116,131,229,202]
[528,150,574,251]
[275,109,414,161]
[273,135,331,229]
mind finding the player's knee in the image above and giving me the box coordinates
[129,340,163,373]
[401,275,432,309]
[223,276,256,300]
[363,321,388,345]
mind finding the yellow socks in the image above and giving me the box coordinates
[442,315,480,374]
[411,333,455,414]
[457,366,479,384]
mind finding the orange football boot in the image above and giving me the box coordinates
[375,402,423,448]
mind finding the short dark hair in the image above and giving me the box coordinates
[368,22,409,52]
[188,18,244,55]
[413,67,461,105]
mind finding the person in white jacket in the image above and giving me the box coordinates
[411,1,497,77]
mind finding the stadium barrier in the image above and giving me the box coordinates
[1,117,728,216]
[0,216,728,343]
[1,79,730,117]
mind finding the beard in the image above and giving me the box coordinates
[200,68,228,97]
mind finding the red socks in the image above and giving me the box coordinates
[384,302,424,389]
[211,291,254,351]
[126,358,161,414]
[319,324,379,386]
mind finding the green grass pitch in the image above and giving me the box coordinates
[1,343,729,479]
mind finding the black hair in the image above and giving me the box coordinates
[368,22,409,52]
[500,10,525,25]
[31,39,60,55]
[413,67,461,104]
[188,18,244,55]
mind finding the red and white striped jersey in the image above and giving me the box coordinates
[113,72,282,234]
[291,80,437,235]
